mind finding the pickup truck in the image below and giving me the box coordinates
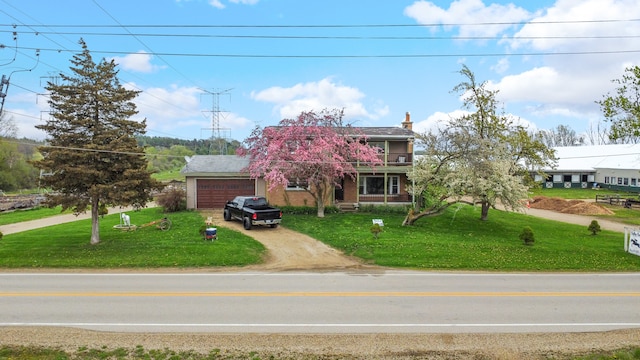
[223,196,282,230]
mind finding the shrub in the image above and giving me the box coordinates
[519,226,535,245]
[588,220,601,235]
[0,230,3,240]
[358,204,411,215]
[280,205,340,215]
[155,187,187,213]
[370,223,383,239]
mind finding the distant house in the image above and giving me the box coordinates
[536,144,640,192]
[181,113,416,210]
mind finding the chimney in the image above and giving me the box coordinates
[401,111,412,130]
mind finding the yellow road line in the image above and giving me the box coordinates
[1,291,640,297]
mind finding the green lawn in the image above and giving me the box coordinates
[0,207,265,268]
[2,202,639,271]
[0,206,69,226]
[284,205,640,271]
[529,187,632,199]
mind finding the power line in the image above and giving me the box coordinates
[3,29,639,41]
[11,45,640,58]
[2,18,639,28]
[91,0,201,88]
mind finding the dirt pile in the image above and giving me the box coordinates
[529,196,614,215]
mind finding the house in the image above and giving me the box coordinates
[536,144,640,192]
[181,112,416,210]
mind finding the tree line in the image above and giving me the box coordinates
[0,126,241,193]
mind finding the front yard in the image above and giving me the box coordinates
[1,203,639,271]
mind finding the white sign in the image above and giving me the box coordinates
[625,230,640,256]
[372,219,384,226]
[624,228,640,257]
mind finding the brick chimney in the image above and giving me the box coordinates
[401,111,412,130]
[402,112,414,156]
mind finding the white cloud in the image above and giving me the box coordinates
[203,0,260,9]
[251,77,386,122]
[491,58,510,74]
[112,51,164,73]
[129,84,254,139]
[404,0,532,38]
[209,0,225,9]
[418,0,640,131]
[412,110,468,134]
[229,0,259,4]
[412,110,536,136]
[509,0,640,52]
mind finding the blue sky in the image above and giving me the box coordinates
[1,0,639,144]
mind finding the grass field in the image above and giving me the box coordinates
[0,207,265,268]
[283,204,640,271]
[1,202,639,271]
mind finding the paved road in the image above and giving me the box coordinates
[1,272,639,334]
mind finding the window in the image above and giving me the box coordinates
[623,178,629,186]
[286,179,308,191]
[618,177,623,185]
[553,175,562,183]
[369,141,385,154]
[631,178,637,186]
[604,176,610,184]
[359,176,400,195]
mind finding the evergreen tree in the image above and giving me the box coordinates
[32,39,163,245]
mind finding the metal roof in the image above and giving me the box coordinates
[550,144,640,171]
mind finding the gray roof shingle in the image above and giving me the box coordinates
[180,155,250,176]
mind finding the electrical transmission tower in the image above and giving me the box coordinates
[201,88,232,155]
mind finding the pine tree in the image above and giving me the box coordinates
[32,39,163,245]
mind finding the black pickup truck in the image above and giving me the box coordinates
[223,196,282,230]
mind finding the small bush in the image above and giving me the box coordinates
[588,220,601,235]
[370,223,383,239]
[358,204,411,215]
[0,230,3,240]
[280,206,340,215]
[155,187,187,213]
[519,226,535,246]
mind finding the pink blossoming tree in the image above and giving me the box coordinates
[238,109,382,217]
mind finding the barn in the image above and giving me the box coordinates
[180,155,267,209]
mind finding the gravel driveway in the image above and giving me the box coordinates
[1,207,639,359]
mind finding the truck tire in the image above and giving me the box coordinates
[243,217,252,230]
[223,209,231,221]
[270,224,278,228]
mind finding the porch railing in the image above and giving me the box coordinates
[379,152,412,166]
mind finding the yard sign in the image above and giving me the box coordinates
[624,228,640,257]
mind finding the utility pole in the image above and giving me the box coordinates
[0,48,40,113]
[201,88,232,155]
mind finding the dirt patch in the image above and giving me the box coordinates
[203,211,369,272]
[529,196,614,215]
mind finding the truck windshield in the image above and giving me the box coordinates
[245,197,268,208]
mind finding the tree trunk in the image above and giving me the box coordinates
[317,201,325,218]
[480,201,490,221]
[90,197,101,245]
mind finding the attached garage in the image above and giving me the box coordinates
[181,155,267,210]
[195,178,255,209]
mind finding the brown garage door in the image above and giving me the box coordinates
[196,178,255,209]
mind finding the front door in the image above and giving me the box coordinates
[334,178,344,201]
